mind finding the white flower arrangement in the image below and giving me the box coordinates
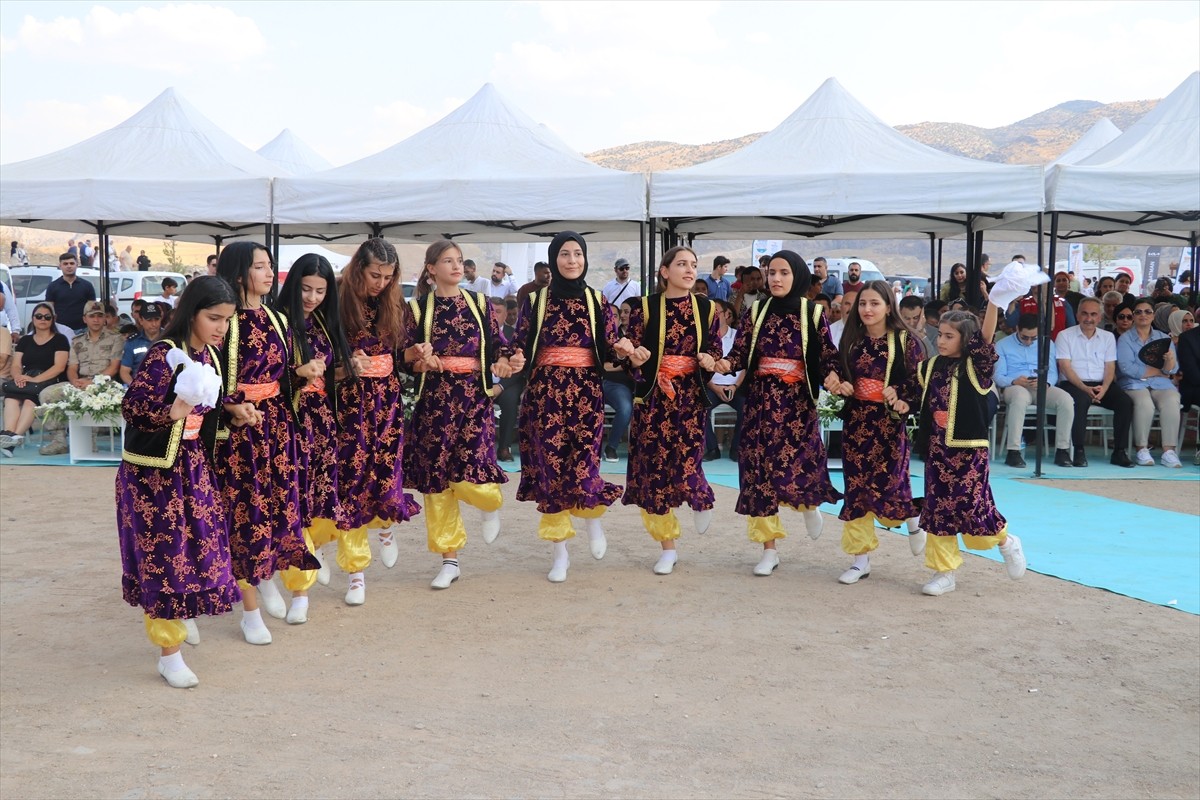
[43,375,126,426]
[816,389,845,426]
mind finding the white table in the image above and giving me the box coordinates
[68,414,125,463]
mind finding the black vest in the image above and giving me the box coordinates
[738,297,825,401]
[915,353,991,455]
[632,292,716,406]
[121,340,223,469]
[409,290,495,398]
[838,329,911,422]
[219,304,297,440]
[525,286,609,376]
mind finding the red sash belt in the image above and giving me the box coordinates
[657,355,698,400]
[756,357,805,384]
[182,414,204,440]
[238,380,280,403]
[358,354,394,378]
[537,346,596,368]
[854,378,885,403]
[300,375,326,395]
[439,356,480,374]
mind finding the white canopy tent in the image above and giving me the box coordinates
[648,77,1045,240]
[258,129,333,175]
[1051,118,1123,167]
[273,83,647,243]
[276,244,350,272]
[0,87,287,241]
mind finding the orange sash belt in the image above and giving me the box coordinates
[238,380,280,403]
[934,410,949,429]
[300,375,326,395]
[358,353,394,378]
[438,356,480,374]
[182,414,204,440]
[854,378,885,403]
[756,357,805,384]
[656,355,698,400]
[537,346,596,368]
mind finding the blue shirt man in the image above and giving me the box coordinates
[701,256,732,302]
[994,312,1075,467]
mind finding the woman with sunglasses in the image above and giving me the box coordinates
[0,304,69,455]
[1112,304,1135,338]
[1116,298,1183,468]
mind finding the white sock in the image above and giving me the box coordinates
[659,550,678,564]
[906,517,921,533]
[349,571,365,585]
[290,596,309,610]
[242,607,266,630]
[853,554,870,570]
[552,541,569,566]
[159,650,186,672]
[442,558,459,568]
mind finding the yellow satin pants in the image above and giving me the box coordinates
[144,615,187,648]
[746,505,816,543]
[538,505,606,542]
[281,529,320,593]
[424,482,503,553]
[293,517,374,577]
[924,527,1008,572]
[841,514,906,556]
[641,509,681,542]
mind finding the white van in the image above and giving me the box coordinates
[9,265,102,329]
[107,271,189,318]
[822,258,885,288]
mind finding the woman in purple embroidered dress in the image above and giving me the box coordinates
[117,276,240,688]
[214,242,320,646]
[824,281,925,586]
[334,238,424,606]
[511,231,635,583]
[718,251,841,577]
[914,300,1026,596]
[623,246,723,575]
[276,254,354,624]
[404,241,523,590]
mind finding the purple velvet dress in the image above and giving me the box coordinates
[336,297,419,530]
[213,307,313,584]
[514,294,623,514]
[838,333,923,523]
[623,295,722,515]
[296,317,348,530]
[918,333,1007,537]
[117,342,240,619]
[403,293,508,494]
[726,308,842,517]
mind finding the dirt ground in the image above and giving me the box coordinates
[1,465,1197,800]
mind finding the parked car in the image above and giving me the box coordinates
[9,265,102,329]
[824,258,885,289]
[107,271,189,318]
[402,281,417,300]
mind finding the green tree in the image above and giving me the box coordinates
[1084,244,1118,271]
[161,240,183,269]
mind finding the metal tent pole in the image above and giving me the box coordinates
[1033,212,1048,477]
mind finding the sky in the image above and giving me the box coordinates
[0,0,1197,168]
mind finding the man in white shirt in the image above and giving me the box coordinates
[459,259,489,294]
[1055,297,1134,468]
[828,288,858,346]
[602,258,640,306]
[482,262,517,299]
[703,299,744,461]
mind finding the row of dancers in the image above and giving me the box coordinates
[117,234,1027,689]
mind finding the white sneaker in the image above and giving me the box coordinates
[838,565,870,585]
[286,600,308,625]
[1161,450,1182,469]
[999,534,1027,580]
[693,508,713,535]
[182,618,200,646]
[481,510,501,544]
[257,578,287,619]
[314,545,331,586]
[345,574,365,606]
[431,563,460,589]
[586,518,607,560]
[803,509,824,541]
[909,527,927,557]
[240,618,272,645]
[158,659,199,689]
[378,530,399,568]
[1135,447,1154,466]
[922,571,956,596]
[753,550,780,576]
[653,552,677,575]
[548,560,569,583]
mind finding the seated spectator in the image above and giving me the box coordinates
[0,303,70,456]
[492,296,520,461]
[1092,275,1115,299]
[1150,277,1187,310]
[733,266,767,313]
[939,263,969,302]
[120,302,163,384]
[898,295,934,359]
[1175,319,1200,465]
[703,299,744,461]
[1056,297,1135,468]
[1113,271,1134,300]
[103,302,122,335]
[601,298,637,461]
[691,279,709,297]
[813,293,832,320]
[1168,309,1195,345]
[994,314,1075,468]
[1116,298,1183,468]
[1153,303,1176,335]
[1100,290,1124,332]
[1005,284,1075,340]
[34,300,125,456]
[828,297,843,324]
[829,289,858,346]
[1054,270,1084,314]
[1111,303,1135,338]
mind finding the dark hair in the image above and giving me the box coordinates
[493,262,508,272]
[104,301,118,316]
[1016,313,1040,330]
[339,238,405,353]
[422,240,463,288]
[505,298,518,310]
[658,246,698,292]
[463,259,476,268]
[161,277,178,290]
[741,265,761,277]
[9,241,16,255]
[712,298,735,318]
[839,281,903,380]
[58,252,75,264]
[898,295,925,312]
[132,299,147,313]
[217,241,276,308]
[814,293,832,304]
[160,276,238,346]
[533,261,549,273]
[278,254,355,378]
[947,263,968,300]
[713,256,730,268]
[758,254,771,267]
[26,302,55,333]
[1012,254,1025,262]
[206,254,218,266]
[1094,276,1115,297]
[925,299,947,318]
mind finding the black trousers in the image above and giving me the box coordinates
[1058,380,1133,451]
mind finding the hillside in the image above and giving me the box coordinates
[584,98,1158,171]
